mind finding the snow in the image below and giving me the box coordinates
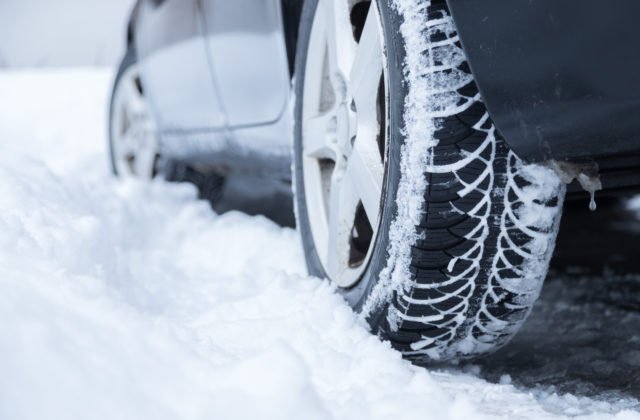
[627,196,640,215]
[0,68,639,419]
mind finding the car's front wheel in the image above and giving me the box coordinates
[293,0,566,362]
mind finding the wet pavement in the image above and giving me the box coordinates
[472,194,640,404]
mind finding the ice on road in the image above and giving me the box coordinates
[0,69,638,420]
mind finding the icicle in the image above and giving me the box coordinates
[589,191,597,211]
[576,173,601,212]
[549,161,602,212]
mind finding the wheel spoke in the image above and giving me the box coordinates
[318,0,357,83]
[134,142,156,178]
[122,75,146,114]
[349,5,383,123]
[304,10,332,118]
[326,172,359,279]
[301,0,387,288]
[348,131,384,225]
[347,5,384,226]
[303,112,336,159]
[119,129,138,156]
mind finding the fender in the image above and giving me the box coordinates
[281,0,304,77]
[126,0,143,48]
[447,0,640,166]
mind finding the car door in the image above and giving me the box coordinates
[199,0,291,129]
[134,0,226,132]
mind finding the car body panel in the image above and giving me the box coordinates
[135,0,226,131]
[200,0,291,128]
[133,0,293,168]
[127,0,640,191]
[447,0,640,163]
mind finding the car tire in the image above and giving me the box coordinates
[293,0,565,362]
[108,48,161,179]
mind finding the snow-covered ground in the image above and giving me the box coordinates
[0,69,639,420]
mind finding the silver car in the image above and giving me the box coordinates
[110,0,639,363]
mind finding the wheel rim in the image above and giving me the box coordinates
[111,64,159,179]
[302,0,388,288]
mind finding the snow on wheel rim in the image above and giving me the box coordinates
[302,0,389,288]
[111,63,159,179]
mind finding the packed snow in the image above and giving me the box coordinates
[0,69,639,420]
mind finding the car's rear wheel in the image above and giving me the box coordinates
[109,49,160,179]
[293,0,566,362]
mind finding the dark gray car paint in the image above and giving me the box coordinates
[447,0,640,165]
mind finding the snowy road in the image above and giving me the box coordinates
[1,69,639,420]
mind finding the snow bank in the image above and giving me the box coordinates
[0,69,637,419]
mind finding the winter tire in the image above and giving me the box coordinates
[109,48,160,179]
[293,0,565,362]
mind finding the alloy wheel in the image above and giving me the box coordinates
[110,64,159,179]
[301,0,389,288]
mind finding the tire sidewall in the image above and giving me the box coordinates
[293,0,407,318]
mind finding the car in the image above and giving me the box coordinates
[109,0,640,363]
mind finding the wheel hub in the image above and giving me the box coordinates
[335,101,357,159]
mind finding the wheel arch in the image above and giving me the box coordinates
[281,0,304,77]
[445,0,640,165]
[126,0,144,49]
